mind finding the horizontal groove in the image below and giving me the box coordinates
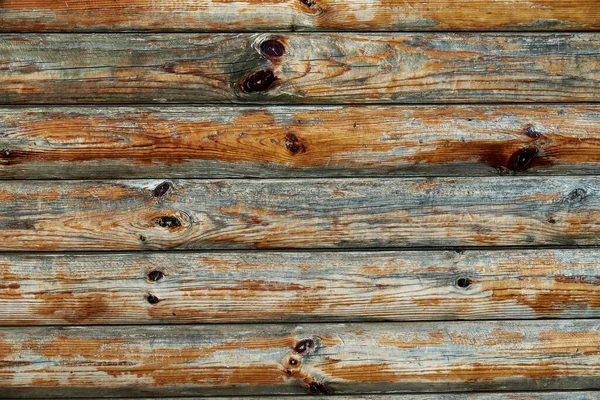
[3,317,600,328]
[0,99,600,110]
[2,30,600,34]
[1,244,600,255]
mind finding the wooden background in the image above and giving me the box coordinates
[1,0,600,399]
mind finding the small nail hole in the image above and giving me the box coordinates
[289,358,299,366]
[456,277,472,288]
[148,270,164,282]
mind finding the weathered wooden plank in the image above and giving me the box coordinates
[1,0,600,32]
[1,321,599,397]
[1,249,599,325]
[2,105,600,178]
[57,395,600,400]
[54,394,600,400]
[1,177,600,251]
[1,33,599,104]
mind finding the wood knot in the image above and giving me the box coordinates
[284,133,306,154]
[153,182,172,198]
[566,188,587,203]
[148,270,164,282]
[156,216,182,229]
[524,124,541,139]
[295,338,314,354]
[508,146,538,172]
[260,39,286,58]
[298,0,323,14]
[456,277,472,288]
[147,294,160,304]
[241,69,276,93]
[289,358,299,366]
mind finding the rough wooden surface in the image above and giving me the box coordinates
[1,321,600,397]
[54,394,600,400]
[2,105,600,178]
[2,33,600,104]
[2,0,600,32]
[1,177,599,251]
[1,249,599,325]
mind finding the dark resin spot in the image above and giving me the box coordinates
[289,358,299,366]
[147,294,160,304]
[153,182,172,198]
[508,146,538,172]
[284,133,306,154]
[548,218,557,224]
[139,234,147,242]
[286,370,293,376]
[308,382,330,395]
[241,69,276,93]
[157,216,182,229]
[148,270,164,282]
[260,39,285,58]
[456,277,472,288]
[524,125,541,139]
[295,338,314,353]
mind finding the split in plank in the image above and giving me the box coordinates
[1,249,599,325]
[1,33,600,104]
[2,105,600,178]
[1,0,600,32]
[1,177,600,251]
[1,320,600,397]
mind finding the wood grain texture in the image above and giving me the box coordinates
[2,177,600,251]
[3,105,600,178]
[1,0,600,32]
[1,321,600,397]
[1,249,599,325]
[1,33,600,104]
[55,394,600,400]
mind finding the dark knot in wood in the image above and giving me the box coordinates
[241,69,276,93]
[284,133,306,154]
[295,338,314,353]
[456,277,472,288]
[260,39,285,58]
[148,270,164,282]
[524,124,541,139]
[152,181,172,198]
[157,216,182,229]
[147,294,160,304]
[508,146,538,172]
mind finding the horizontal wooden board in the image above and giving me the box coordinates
[1,249,599,325]
[2,105,600,178]
[54,394,600,400]
[2,177,600,251]
[1,0,600,32]
[1,33,600,104]
[1,321,600,397]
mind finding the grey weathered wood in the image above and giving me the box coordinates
[1,321,599,397]
[1,33,599,104]
[2,105,600,178]
[2,0,600,32]
[1,249,599,325]
[57,394,600,400]
[0,177,599,251]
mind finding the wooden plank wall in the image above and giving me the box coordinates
[1,1,600,399]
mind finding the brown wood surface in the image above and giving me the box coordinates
[1,177,599,251]
[1,321,600,397]
[2,105,600,178]
[54,394,600,400]
[1,0,600,32]
[1,249,599,325]
[1,33,600,104]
